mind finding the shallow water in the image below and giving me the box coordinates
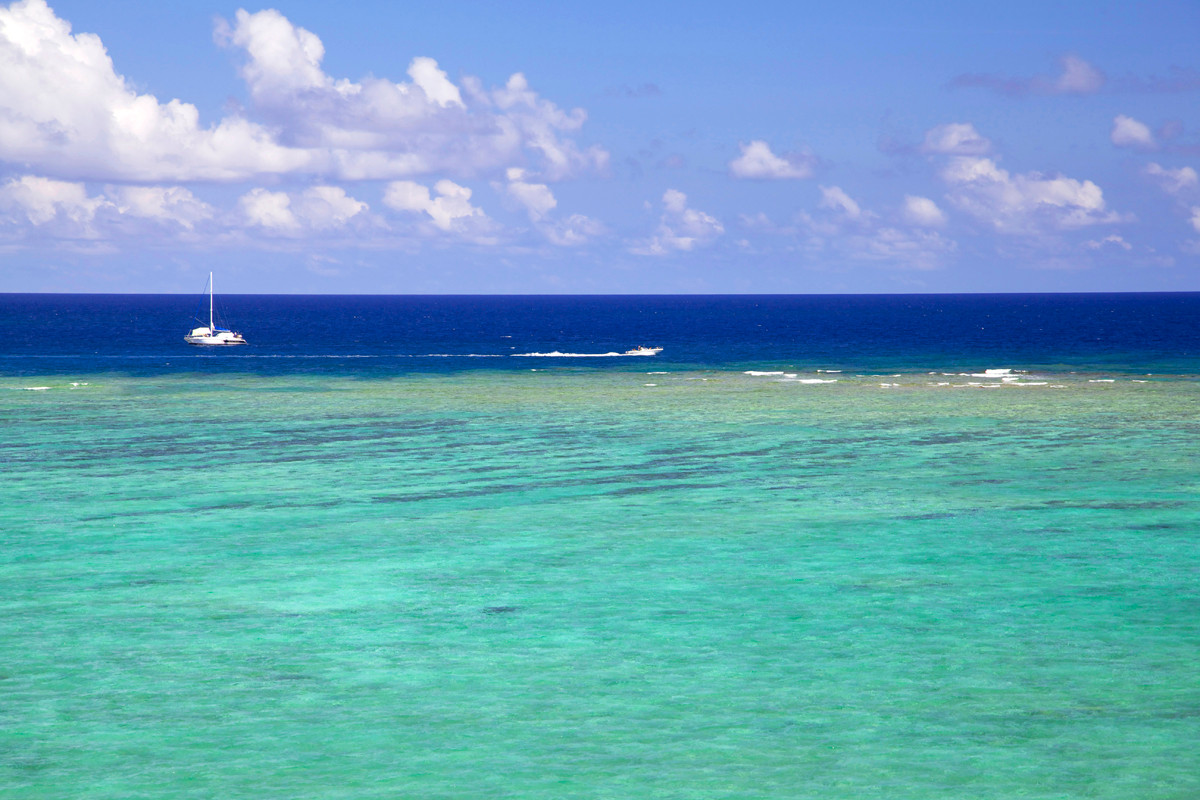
[3,365,1198,798]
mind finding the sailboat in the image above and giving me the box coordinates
[184,272,247,345]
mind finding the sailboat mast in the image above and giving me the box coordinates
[209,271,214,331]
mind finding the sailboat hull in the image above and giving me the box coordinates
[185,327,246,345]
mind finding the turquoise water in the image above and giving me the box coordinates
[3,368,1199,798]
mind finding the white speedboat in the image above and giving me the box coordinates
[184,272,247,345]
[624,346,662,356]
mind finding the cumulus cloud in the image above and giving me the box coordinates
[109,186,214,230]
[1192,207,1200,234]
[1111,115,1156,149]
[238,185,369,234]
[940,155,1123,233]
[902,195,947,227]
[1144,163,1198,194]
[239,188,299,232]
[0,176,106,227]
[950,54,1105,96]
[728,140,815,179]
[794,186,955,270]
[0,175,215,239]
[219,10,608,180]
[383,179,487,232]
[0,0,607,184]
[0,0,309,182]
[631,189,724,255]
[920,123,992,155]
[502,167,557,221]
[494,168,604,245]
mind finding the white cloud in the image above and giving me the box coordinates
[1191,207,1200,234]
[219,9,610,181]
[951,54,1104,96]
[794,188,955,270]
[109,186,213,230]
[238,185,369,234]
[902,195,947,227]
[1054,55,1105,94]
[632,189,723,255]
[1144,163,1198,195]
[0,1,607,183]
[542,213,606,246]
[502,167,557,221]
[292,186,369,230]
[940,156,1122,233]
[850,227,956,270]
[818,186,863,219]
[383,179,486,231]
[0,0,310,182]
[239,188,300,232]
[1082,234,1132,251]
[728,140,814,179]
[1111,115,1156,149]
[921,123,992,155]
[495,168,604,245]
[0,175,105,227]
[0,175,216,239]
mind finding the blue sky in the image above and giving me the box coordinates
[1,0,1198,293]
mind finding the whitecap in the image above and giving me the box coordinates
[1089,379,1115,383]
[971,368,1018,378]
[745,371,786,376]
[783,378,837,384]
[23,386,50,391]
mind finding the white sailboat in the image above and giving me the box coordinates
[184,272,247,345]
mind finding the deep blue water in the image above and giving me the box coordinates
[3,293,1198,376]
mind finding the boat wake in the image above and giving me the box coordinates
[513,347,662,358]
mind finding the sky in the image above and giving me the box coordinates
[0,0,1198,293]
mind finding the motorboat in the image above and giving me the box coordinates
[184,272,247,345]
[624,346,663,356]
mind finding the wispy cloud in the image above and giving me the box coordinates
[950,55,1104,97]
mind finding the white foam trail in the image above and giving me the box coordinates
[514,351,627,358]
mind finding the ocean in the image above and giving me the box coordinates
[2,293,1198,798]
